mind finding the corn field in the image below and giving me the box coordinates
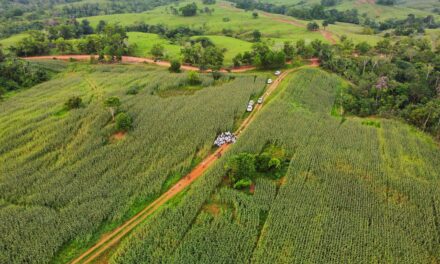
[0,62,266,263]
[110,68,440,264]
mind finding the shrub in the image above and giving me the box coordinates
[169,60,181,73]
[225,153,256,183]
[115,112,133,132]
[65,96,82,109]
[233,178,252,189]
[188,71,201,85]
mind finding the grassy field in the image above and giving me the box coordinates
[82,0,327,44]
[0,61,268,264]
[110,68,440,264]
[0,33,29,49]
[127,32,254,65]
[127,32,181,59]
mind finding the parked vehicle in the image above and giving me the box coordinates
[257,97,263,104]
[249,100,255,106]
[247,105,253,112]
[267,78,273,84]
[275,70,281,76]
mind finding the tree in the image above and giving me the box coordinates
[355,41,371,55]
[307,22,320,31]
[0,45,5,62]
[252,30,261,42]
[81,19,94,35]
[169,60,181,73]
[211,71,222,81]
[188,71,201,85]
[283,41,295,60]
[233,53,243,67]
[104,96,121,121]
[151,43,164,60]
[322,20,329,30]
[65,96,82,110]
[252,11,259,19]
[233,178,252,189]
[201,46,224,70]
[225,153,256,183]
[55,38,73,54]
[180,3,198,17]
[96,20,107,33]
[115,112,133,132]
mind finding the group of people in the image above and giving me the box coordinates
[214,132,236,147]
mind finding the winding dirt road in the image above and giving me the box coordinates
[23,55,255,73]
[68,63,319,264]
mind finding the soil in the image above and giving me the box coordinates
[110,132,126,141]
[249,183,256,194]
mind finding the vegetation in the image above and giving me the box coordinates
[0,63,266,263]
[110,68,440,264]
[65,96,83,110]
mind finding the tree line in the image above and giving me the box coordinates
[306,36,440,139]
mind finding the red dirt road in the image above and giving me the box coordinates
[23,55,255,73]
[69,66,300,264]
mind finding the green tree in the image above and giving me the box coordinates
[307,22,320,31]
[0,45,5,62]
[252,11,259,19]
[169,60,181,73]
[322,20,329,30]
[104,96,121,121]
[180,3,198,16]
[96,20,107,33]
[252,30,261,42]
[225,153,256,183]
[355,41,372,55]
[188,71,201,85]
[65,96,82,110]
[151,43,165,60]
[283,41,295,60]
[115,112,133,132]
[233,178,252,189]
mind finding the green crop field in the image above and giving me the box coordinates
[110,68,440,264]
[0,61,268,263]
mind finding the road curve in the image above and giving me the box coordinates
[22,55,256,73]
[68,66,305,264]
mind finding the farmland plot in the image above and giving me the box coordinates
[111,68,440,263]
[0,62,266,263]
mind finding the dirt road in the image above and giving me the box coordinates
[23,55,256,73]
[69,65,302,264]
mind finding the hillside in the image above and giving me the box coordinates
[111,68,440,263]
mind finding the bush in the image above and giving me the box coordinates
[169,60,181,73]
[188,71,201,85]
[225,153,256,183]
[65,96,82,109]
[115,112,133,132]
[233,178,252,189]
[126,86,139,95]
